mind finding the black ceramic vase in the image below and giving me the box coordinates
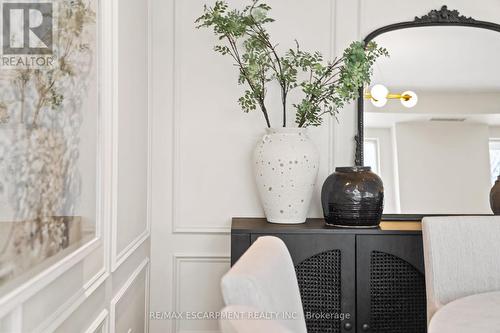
[490,176,500,215]
[321,166,384,228]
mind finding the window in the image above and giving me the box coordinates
[489,139,500,185]
[364,138,380,175]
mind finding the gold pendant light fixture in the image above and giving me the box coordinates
[365,84,418,108]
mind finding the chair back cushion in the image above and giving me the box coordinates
[221,236,307,333]
[422,216,500,320]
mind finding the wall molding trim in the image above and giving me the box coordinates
[84,309,109,333]
[328,0,337,174]
[37,272,109,333]
[110,258,150,333]
[109,0,121,272]
[0,238,102,319]
[110,0,152,270]
[112,230,151,271]
[171,254,230,333]
[2,306,22,333]
[171,0,234,234]
[173,225,231,234]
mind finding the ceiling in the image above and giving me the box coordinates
[371,26,500,92]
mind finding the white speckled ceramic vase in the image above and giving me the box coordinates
[254,128,319,224]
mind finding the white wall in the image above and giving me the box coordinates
[0,0,152,332]
[490,126,500,138]
[395,122,491,214]
[368,121,500,214]
[368,122,500,214]
[365,128,397,213]
[150,0,500,332]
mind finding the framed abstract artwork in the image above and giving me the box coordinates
[0,0,100,295]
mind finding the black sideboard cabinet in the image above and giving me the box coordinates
[231,218,426,333]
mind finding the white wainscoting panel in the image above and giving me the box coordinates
[84,310,109,333]
[37,269,109,333]
[52,282,107,333]
[111,259,150,333]
[172,255,230,333]
[0,307,21,333]
[0,0,152,331]
[112,0,151,270]
[21,251,104,332]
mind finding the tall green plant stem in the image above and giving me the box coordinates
[226,36,271,127]
[248,20,288,127]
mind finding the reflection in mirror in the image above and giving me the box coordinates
[364,26,500,214]
[0,0,98,295]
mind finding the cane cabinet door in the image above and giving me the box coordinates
[356,235,426,333]
[251,234,356,333]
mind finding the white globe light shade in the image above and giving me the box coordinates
[401,91,418,108]
[370,84,389,100]
[371,96,388,107]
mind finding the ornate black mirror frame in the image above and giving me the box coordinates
[354,6,500,221]
[355,5,500,167]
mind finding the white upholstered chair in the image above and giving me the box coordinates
[220,236,307,333]
[422,216,500,323]
[427,291,500,333]
[219,305,293,333]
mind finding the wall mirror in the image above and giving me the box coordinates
[356,6,500,218]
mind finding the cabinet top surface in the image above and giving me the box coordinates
[232,218,422,235]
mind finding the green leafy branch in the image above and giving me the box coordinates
[196,0,388,128]
[293,41,388,127]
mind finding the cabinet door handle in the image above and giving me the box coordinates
[362,323,370,331]
[343,322,352,331]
